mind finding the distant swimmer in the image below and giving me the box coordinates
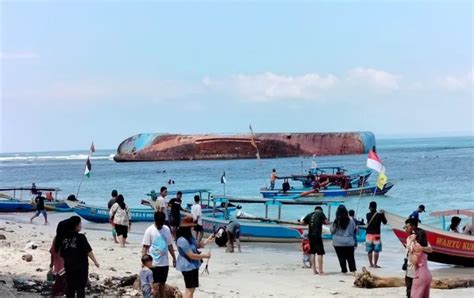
[156,170,167,173]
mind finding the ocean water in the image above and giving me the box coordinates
[1,136,473,227]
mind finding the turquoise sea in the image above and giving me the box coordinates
[1,136,473,227]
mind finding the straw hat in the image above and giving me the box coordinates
[180,214,196,228]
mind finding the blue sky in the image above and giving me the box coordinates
[1,1,473,153]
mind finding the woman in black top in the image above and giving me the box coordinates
[61,216,99,298]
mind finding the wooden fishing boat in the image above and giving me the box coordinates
[385,211,474,267]
[68,189,237,223]
[199,196,366,243]
[289,167,372,188]
[0,187,71,212]
[260,182,394,198]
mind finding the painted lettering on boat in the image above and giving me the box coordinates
[435,237,474,251]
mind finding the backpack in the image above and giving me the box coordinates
[282,179,290,192]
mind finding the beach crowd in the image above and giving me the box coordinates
[29,185,471,298]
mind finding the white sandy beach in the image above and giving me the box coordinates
[1,213,473,297]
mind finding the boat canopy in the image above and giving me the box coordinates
[0,187,61,191]
[430,209,474,218]
[212,196,344,206]
[146,189,211,196]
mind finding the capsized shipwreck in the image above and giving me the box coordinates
[113,132,375,162]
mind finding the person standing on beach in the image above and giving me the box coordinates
[191,195,203,242]
[404,218,433,298]
[154,187,170,226]
[366,201,387,268]
[107,189,119,243]
[409,229,432,298]
[330,205,357,275]
[140,255,154,298]
[61,216,100,298]
[408,205,425,223]
[142,211,177,298]
[169,191,185,239]
[270,169,278,190]
[49,219,69,296]
[30,192,48,225]
[302,206,329,275]
[176,215,213,298]
[109,194,131,247]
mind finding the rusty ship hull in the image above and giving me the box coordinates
[113,132,375,162]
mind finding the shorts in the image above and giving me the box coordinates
[34,210,47,217]
[194,224,203,232]
[170,217,180,228]
[114,224,128,238]
[151,266,169,284]
[308,235,325,255]
[365,234,382,253]
[182,268,199,289]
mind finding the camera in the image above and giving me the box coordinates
[402,258,408,271]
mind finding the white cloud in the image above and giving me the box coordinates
[0,51,39,60]
[347,67,400,90]
[203,68,400,102]
[203,72,339,102]
[437,68,473,91]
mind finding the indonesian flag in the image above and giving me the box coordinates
[367,147,385,173]
[84,156,92,178]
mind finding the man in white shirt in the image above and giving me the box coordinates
[154,186,170,226]
[191,195,203,242]
[142,211,176,298]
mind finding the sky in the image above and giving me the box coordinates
[1,0,473,153]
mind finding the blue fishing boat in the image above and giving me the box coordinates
[260,182,394,199]
[0,187,72,212]
[199,196,366,243]
[69,189,237,223]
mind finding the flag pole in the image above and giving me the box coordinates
[76,142,94,199]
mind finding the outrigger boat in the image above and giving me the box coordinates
[290,167,372,188]
[0,187,71,212]
[260,182,394,199]
[68,189,237,223]
[385,210,474,267]
[197,196,367,243]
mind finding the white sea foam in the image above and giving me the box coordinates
[0,154,111,161]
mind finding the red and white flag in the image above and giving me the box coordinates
[367,147,385,173]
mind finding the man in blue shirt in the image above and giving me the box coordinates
[409,205,425,223]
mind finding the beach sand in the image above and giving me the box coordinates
[1,213,473,297]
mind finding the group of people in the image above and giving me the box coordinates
[105,187,240,298]
[49,216,100,297]
[300,201,386,276]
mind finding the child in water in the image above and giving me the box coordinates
[140,255,154,298]
[301,232,311,268]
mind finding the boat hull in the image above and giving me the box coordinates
[385,212,474,267]
[200,214,366,243]
[261,183,394,198]
[0,200,71,212]
[71,204,237,223]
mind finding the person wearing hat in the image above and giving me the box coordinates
[176,214,213,298]
[409,205,426,224]
[141,211,176,298]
